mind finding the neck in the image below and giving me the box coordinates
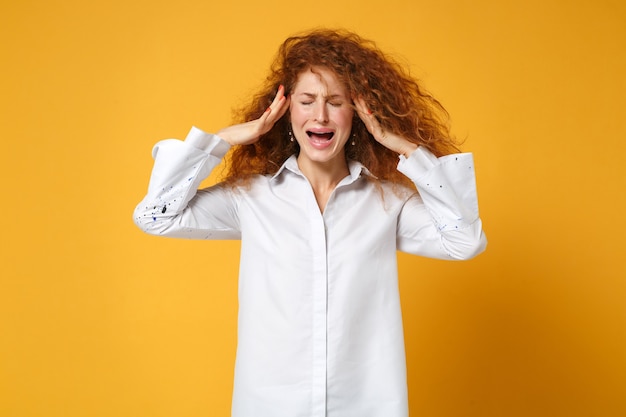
[296,156,350,212]
[297,156,350,189]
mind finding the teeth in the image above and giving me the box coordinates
[307,131,334,140]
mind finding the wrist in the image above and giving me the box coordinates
[383,133,417,157]
[400,143,418,158]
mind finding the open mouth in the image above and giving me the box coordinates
[306,130,335,141]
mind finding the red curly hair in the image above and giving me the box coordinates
[223,28,459,189]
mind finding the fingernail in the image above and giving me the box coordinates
[266,107,271,113]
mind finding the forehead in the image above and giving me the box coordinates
[293,67,348,96]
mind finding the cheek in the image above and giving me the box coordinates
[333,108,354,127]
[289,106,308,125]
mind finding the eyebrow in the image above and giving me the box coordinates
[298,92,345,100]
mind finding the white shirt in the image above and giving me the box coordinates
[134,126,486,417]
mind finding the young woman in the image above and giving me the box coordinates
[134,29,486,417]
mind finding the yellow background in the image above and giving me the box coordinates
[2,0,625,416]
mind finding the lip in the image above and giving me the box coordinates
[305,129,335,150]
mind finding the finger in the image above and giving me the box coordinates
[354,98,378,132]
[258,105,273,124]
[257,92,289,135]
[272,94,290,121]
[264,94,290,129]
[354,97,389,143]
[268,85,286,110]
[354,97,371,117]
[354,98,376,130]
[261,86,285,121]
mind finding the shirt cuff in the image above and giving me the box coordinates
[185,126,231,158]
[397,146,440,179]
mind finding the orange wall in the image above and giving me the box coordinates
[1,1,625,416]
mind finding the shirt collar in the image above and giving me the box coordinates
[270,155,376,184]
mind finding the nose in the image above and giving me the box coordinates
[314,102,329,123]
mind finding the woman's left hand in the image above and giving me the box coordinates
[354,97,418,158]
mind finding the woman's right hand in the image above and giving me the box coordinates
[217,85,290,146]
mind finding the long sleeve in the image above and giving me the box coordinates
[396,147,487,260]
[133,126,241,239]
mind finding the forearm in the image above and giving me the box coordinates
[133,127,235,238]
[397,147,487,259]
